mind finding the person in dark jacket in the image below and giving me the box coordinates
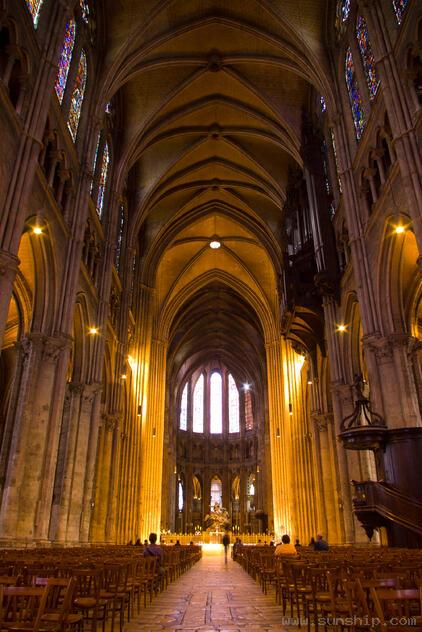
[314,533,329,551]
[222,531,230,564]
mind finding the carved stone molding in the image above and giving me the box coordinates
[82,383,102,405]
[312,412,334,432]
[101,413,120,432]
[0,250,19,281]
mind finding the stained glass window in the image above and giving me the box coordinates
[80,0,90,23]
[67,50,87,141]
[392,0,409,25]
[341,0,351,22]
[228,374,239,433]
[345,47,366,141]
[96,142,109,217]
[356,16,380,100]
[25,0,44,27]
[245,390,253,430]
[180,383,188,431]
[55,20,76,104]
[193,375,204,433]
[320,95,327,113]
[210,372,222,434]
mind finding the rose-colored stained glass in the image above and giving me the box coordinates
[356,16,380,100]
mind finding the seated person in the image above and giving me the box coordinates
[275,534,298,556]
[143,532,164,561]
[314,533,329,551]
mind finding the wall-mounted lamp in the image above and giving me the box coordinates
[256,465,260,473]
[336,324,347,333]
[276,428,280,438]
[32,226,43,235]
[288,403,293,416]
[174,466,177,474]
[152,427,156,438]
[121,374,127,380]
[137,405,142,417]
[88,327,99,335]
[394,224,405,235]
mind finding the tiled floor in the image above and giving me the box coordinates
[125,548,288,632]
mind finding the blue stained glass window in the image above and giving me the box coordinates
[193,375,204,433]
[341,0,351,22]
[179,383,188,431]
[320,95,327,113]
[210,372,222,434]
[96,141,109,216]
[67,50,87,141]
[392,0,409,25]
[25,0,44,27]
[356,16,380,100]
[228,374,239,433]
[55,19,76,103]
[345,47,366,140]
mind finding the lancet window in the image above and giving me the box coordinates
[55,20,76,103]
[67,50,87,141]
[179,367,248,433]
[345,47,366,140]
[24,0,44,27]
[356,16,380,100]
[392,0,409,25]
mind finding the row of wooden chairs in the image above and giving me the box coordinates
[235,545,422,631]
[0,544,202,632]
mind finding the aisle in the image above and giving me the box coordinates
[124,547,287,631]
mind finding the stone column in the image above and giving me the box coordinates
[0,333,70,543]
[79,384,102,543]
[139,338,167,540]
[265,338,292,539]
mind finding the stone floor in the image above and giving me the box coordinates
[124,547,289,632]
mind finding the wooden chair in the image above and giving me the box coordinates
[0,585,59,632]
[370,587,422,632]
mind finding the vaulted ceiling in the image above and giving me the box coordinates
[100,0,332,386]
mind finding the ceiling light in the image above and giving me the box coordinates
[394,225,405,235]
[243,383,251,391]
[209,240,221,249]
[33,226,43,235]
[88,327,99,335]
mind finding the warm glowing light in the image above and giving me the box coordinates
[33,226,43,235]
[288,403,293,416]
[243,383,251,391]
[137,405,142,417]
[88,327,99,335]
[336,324,347,333]
[209,240,221,249]
[127,355,138,372]
[121,374,127,380]
[307,380,313,385]
[394,225,405,235]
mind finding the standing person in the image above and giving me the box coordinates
[222,531,230,564]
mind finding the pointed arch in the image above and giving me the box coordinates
[55,19,76,103]
[67,49,87,141]
[356,16,380,100]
